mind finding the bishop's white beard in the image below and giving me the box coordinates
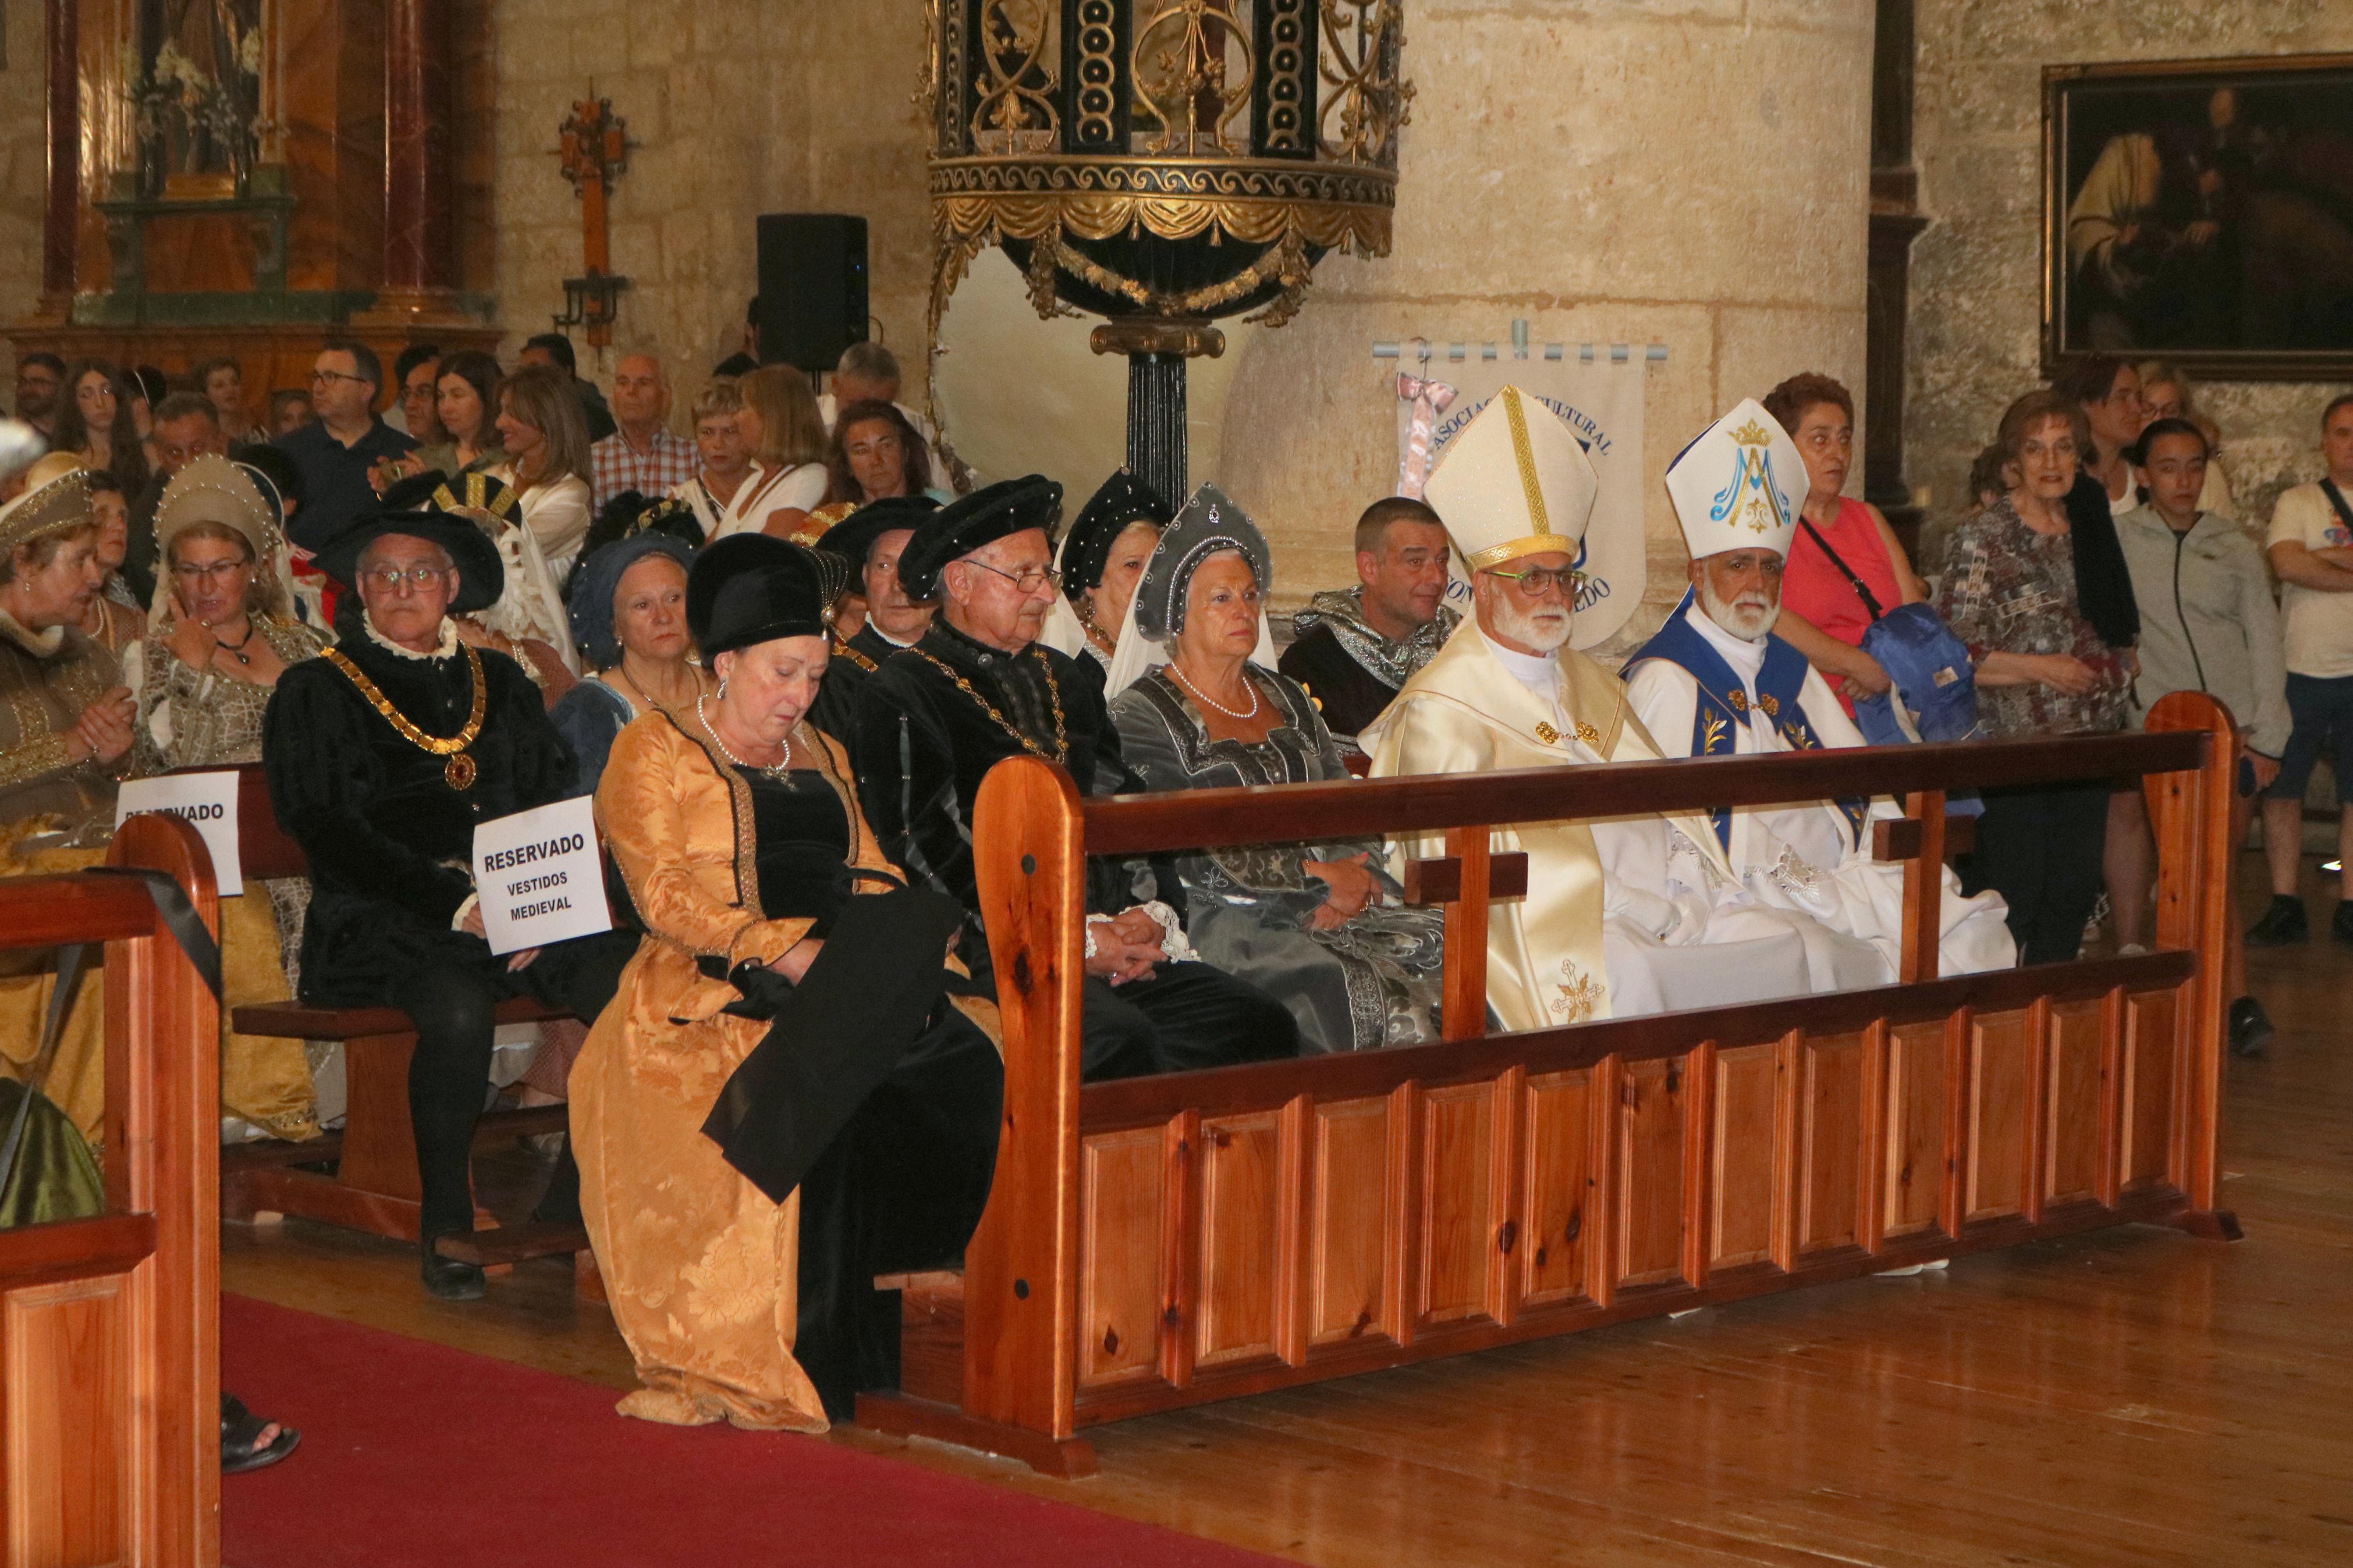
[1698,579,1780,642]
[1488,597,1572,654]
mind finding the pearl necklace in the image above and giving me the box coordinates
[697,694,793,776]
[1172,663,1261,720]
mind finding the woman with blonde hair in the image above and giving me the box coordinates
[726,365,830,539]
[2135,359,2235,518]
[492,364,594,578]
[126,454,328,1141]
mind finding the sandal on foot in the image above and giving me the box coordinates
[221,1394,300,1475]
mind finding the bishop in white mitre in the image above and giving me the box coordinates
[1618,400,2015,987]
[1363,386,1819,1032]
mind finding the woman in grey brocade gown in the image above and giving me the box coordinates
[1106,485,1444,1054]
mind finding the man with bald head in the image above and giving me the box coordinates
[590,354,697,515]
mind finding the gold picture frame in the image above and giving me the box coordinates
[2042,52,2353,381]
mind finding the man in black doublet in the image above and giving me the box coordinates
[262,502,633,1300]
[852,476,1299,1080]
[808,495,939,743]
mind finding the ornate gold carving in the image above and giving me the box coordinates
[1091,318,1227,357]
[1319,0,1413,164]
[1133,2,1255,157]
[972,1,1060,154]
[1072,0,1122,147]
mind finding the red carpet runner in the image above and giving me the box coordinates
[222,1294,1280,1567]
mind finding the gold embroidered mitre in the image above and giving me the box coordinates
[1423,386,1602,572]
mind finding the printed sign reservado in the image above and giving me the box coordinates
[469,795,612,957]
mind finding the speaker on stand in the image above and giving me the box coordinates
[755,215,869,375]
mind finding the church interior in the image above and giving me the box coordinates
[2,2,2350,1565]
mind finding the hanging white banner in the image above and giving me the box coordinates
[1396,362,1646,650]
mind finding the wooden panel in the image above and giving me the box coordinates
[5,1274,134,1568]
[2043,1000,2110,1210]
[1417,1083,1499,1329]
[1615,1057,1691,1290]
[1196,1112,1287,1371]
[1965,1010,2035,1224]
[1883,1021,1950,1240]
[1520,1071,1596,1308]
[1799,1034,1869,1255]
[1308,1098,1395,1350]
[1078,1128,1167,1391]
[2120,989,2182,1193]
[1708,1045,1783,1272]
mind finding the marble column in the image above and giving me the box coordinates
[380,0,455,305]
[41,0,79,305]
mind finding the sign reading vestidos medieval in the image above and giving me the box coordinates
[1396,361,1647,651]
[116,771,243,897]
[470,797,612,957]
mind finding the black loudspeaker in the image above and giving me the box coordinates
[756,214,869,372]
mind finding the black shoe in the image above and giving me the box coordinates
[420,1233,486,1302]
[2227,996,2273,1058]
[2247,895,2308,946]
[2334,901,2353,945]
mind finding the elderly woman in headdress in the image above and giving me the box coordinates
[1105,486,1445,1054]
[549,528,702,801]
[1040,468,1170,676]
[376,471,580,695]
[0,468,133,839]
[574,533,1000,1430]
[120,454,327,1140]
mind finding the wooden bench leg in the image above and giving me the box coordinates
[338,1030,426,1204]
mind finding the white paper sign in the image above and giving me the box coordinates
[116,771,243,896]
[470,797,613,957]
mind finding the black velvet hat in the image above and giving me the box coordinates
[688,534,835,659]
[1131,482,1274,641]
[311,479,506,615]
[1058,468,1173,601]
[814,493,941,575]
[893,475,1062,601]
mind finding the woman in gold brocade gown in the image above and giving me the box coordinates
[575,535,1000,1431]
[125,455,327,1141]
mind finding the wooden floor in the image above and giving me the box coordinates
[222,854,2353,1566]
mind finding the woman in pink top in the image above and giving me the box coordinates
[1763,372,1928,716]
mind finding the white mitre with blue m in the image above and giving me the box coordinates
[1663,397,1802,561]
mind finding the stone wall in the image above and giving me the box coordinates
[502,1,1878,648]
[0,3,54,333]
[1908,0,2353,540]
[1209,0,1876,648]
[492,0,936,420]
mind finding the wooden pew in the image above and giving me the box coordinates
[0,815,220,1565]
[210,764,591,1270]
[855,693,2241,1477]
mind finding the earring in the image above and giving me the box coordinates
[716,674,729,701]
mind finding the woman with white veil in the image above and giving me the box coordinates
[1041,468,1170,673]
[1105,484,1441,1052]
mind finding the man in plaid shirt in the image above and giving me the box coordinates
[589,354,698,515]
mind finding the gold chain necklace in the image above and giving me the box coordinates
[325,643,489,790]
[913,645,1067,763]
[831,628,878,673]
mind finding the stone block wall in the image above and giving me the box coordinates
[1908,0,2353,542]
[1212,0,1877,649]
[492,0,936,425]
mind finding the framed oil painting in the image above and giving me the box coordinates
[2043,54,2353,380]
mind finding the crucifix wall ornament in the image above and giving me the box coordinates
[555,93,631,346]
